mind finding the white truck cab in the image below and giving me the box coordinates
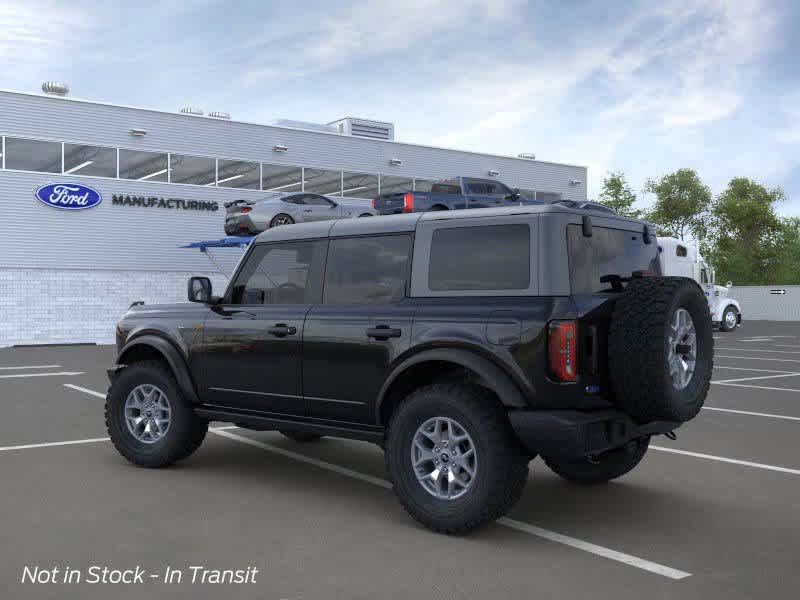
[658,237,741,331]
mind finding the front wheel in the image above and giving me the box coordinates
[385,383,529,534]
[105,361,208,468]
[719,306,739,332]
[543,437,650,485]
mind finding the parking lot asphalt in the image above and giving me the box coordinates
[1,322,799,599]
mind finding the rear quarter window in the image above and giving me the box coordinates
[567,224,661,294]
[428,224,530,291]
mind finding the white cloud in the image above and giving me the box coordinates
[0,1,93,67]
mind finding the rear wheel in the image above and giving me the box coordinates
[543,437,650,485]
[279,431,323,443]
[270,213,294,227]
[720,306,738,332]
[105,361,208,468]
[385,383,529,534]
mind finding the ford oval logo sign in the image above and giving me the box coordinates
[35,183,103,210]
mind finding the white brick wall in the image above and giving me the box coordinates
[0,269,229,347]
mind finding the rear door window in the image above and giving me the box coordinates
[323,235,411,304]
[567,225,661,294]
[428,225,530,291]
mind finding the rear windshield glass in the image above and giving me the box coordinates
[567,224,660,294]
[429,224,530,291]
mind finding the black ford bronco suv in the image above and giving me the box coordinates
[106,204,713,533]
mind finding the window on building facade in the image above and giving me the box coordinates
[170,154,216,186]
[342,171,379,198]
[63,143,117,177]
[119,149,169,182]
[4,137,62,173]
[262,163,303,192]
[304,167,342,196]
[379,176,413,195]
[217,159,260,189]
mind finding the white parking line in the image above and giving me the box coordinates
[716,355,800,363]
[714,365,797,374]
[712,372,800,384]
[703,406,800,422]
[212,429,691,580]
[717,347,800,355]
[712,382,800,393]
[771,344,800,349]
[0,364,61,370]
[0,437,109,452]
[0,371,84,379]
[64,384,106,398]
[651,445,800,476]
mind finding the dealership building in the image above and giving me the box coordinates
[0,84,588,346]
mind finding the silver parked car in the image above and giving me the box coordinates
[224,192,376,235]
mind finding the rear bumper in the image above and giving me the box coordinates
[508,409,680,459]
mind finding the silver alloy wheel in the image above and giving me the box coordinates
[724,309,737,329]
[411,416,477,500]
[667,308,697,390]
[272,214,293,227]
[124,384,172,444]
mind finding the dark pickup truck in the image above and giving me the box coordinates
[372,176,526,214]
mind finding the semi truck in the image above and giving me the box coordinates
[658,237,742,331]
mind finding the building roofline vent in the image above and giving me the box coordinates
[180,105,204,116]
[208,111,231,120]
[42,81,69,96]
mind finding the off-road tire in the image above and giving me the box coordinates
[719,306,738,332]
[105,360,208,468]
[279,431,323,442]
[385,383,529,534]
[543,437,650,485]
[608,276,713,423]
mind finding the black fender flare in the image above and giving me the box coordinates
[115,335,200,404]
[376,348,528,423]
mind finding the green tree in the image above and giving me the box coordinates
[597,171,640,217]
[707,178,792,284]
[644,169,711,240]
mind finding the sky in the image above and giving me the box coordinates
[2,0,799,214]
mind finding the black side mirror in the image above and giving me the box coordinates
[188,276,212,303]
[506,188,521,201]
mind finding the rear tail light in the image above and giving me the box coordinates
[372,198,378,209]
[241,207,252,213]
[548,320,577,382]
[402,192,414,212]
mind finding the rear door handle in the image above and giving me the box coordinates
[366,326,402,340]
[303,209,312,213]
[268,323,297,337]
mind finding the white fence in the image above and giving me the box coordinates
[728,285,800,321]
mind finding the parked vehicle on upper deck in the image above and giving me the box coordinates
[224,192,375,235]
[372,176,528,214]
[658,237,742,331]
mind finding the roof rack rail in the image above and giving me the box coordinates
[550,199,617,215]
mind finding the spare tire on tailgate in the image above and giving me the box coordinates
[608,276,713,423]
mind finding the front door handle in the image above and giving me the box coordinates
[268,323,297,337]
[303,209,313,213]
[366,326,402,340]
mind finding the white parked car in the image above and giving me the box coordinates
[658,237,741,331]
[224,192,376,235]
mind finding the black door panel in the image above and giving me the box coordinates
[200,305,308,414]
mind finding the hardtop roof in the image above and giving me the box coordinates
[252,203,648,244]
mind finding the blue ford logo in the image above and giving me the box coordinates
[35,183,103,210]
